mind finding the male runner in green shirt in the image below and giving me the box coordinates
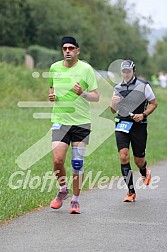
[49,36,99,214]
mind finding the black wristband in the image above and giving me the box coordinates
[142,112,147,119]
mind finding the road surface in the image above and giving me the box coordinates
[0,160,167,252]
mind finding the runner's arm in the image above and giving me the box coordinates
[143,98,158,117]
[144,84,158,116]
[81,89,99,102]
[110,92,121,114]
[74,82,99,102]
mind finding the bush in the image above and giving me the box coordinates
[0,46,25,65]
[27,45,62,69]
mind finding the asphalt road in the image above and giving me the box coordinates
[0,160,167,252]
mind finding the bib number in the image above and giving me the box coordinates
[115,121,133,133]
[52,123,62,130]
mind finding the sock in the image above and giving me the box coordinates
[121,163,135,193]
[71,195,79,202]
[139,161,147,177]
[59,185,67,191]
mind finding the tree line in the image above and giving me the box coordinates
[0,0,167,77]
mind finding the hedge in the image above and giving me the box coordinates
[0,46,25,65]
[27,45,62,69]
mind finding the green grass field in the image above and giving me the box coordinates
[0,63,167,222]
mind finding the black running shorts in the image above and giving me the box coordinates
[52,123,91,145]
[115,122,147,158]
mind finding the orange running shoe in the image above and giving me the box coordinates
[69,201,80,214]
[50,189,69,209]
[123,192,136,202]
[142,168,151,186]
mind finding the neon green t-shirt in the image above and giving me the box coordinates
[49,60,98,125]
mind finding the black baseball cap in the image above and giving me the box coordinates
[61,36,79,47]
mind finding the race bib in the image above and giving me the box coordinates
[52,123,62,130]
[115,121,133,133]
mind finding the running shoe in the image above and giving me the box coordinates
[123,192,136,202]
[69,201,80,214]
[142,168,151,186]
[50,188,69,209]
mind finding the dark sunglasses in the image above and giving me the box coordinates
[62,46,77,51]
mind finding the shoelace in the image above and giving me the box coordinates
[71,201,79,209]
[57,190,68,200]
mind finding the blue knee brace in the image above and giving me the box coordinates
[71,159,83,170]
[71,146,85,173]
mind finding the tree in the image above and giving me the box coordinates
[152,36,167,73]
[0,0,35,47]
[0,0,150,72]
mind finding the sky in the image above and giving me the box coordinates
[126,0,167,29]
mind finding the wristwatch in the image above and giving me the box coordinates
[82,91,88,98]
[142,112,147,119]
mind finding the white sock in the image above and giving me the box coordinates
[59,185,67,191]
[71,195,79,202]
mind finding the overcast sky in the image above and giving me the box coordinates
[126,0,167,29]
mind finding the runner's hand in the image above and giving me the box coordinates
[48,87,55,101]
[74,82,83,95]
[133,114,144,122]
[111,95,121,105]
